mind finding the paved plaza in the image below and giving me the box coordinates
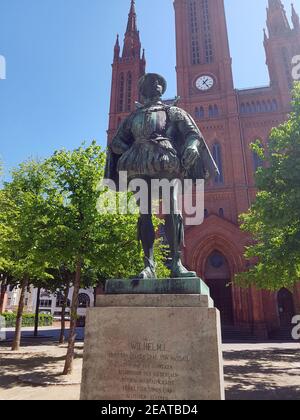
[0,327,299,400]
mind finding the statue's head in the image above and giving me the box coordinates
[138,73,167,102]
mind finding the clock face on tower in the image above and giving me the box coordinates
[196,75,214,91]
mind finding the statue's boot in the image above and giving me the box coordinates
[165,213,197,279]
[136,214,157,280]
[171,251,197,279]
[137,257,157,279]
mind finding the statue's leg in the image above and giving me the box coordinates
[135,177,157,279]
[164,181,197,278]
[137,214,157,279]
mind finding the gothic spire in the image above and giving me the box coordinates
[266,0,291,37]
[108,0,146,142]
[114,34,120,61]
[126,0,137,35]
[122,0,141,59]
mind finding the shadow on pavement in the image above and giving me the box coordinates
[224,348,300,400]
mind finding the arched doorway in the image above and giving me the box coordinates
[204,251,234,326]
[277,288,295,327]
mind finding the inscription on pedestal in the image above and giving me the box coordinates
[106,338,191,400]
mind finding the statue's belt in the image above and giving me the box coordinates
[135,137,174,148]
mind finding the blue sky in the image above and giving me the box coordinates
[0,0,296,179]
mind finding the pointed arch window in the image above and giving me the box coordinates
[189,0,200,65]
[212,142,224,185]
[195,106,205,119]
[126,72,132,112]
[252,142,264,173]
[188,0,213,65]
[256,101,262,113]
[282,47,293,89]
[201,0,213,63]
[219,208,225,218]
[272,99,278,111]
[209,105,219,118]
[267,100,273,112]
[253,150,264,172]
[118,73,125,113]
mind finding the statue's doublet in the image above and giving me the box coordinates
[130,105,168,141]
[104,103,219,186]
[115,104,185,179]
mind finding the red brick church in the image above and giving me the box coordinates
[107,0,300,339]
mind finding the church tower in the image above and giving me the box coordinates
[173,0,249,214]
[264,0,300,108]
[107,0,146,142]
[174,0,234,108]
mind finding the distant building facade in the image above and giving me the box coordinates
[3,286,95,325]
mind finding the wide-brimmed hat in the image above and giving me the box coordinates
[138,73,167,97]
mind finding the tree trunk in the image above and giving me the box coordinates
[62,262,81,375]
[93,287,97,307]
[0,283,7,314]
[34,287,41,338]
[59,285,70,345]
[12,278,28,351]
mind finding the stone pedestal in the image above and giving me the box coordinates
[80,279,225,401]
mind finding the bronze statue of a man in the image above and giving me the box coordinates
[105,73,218,279]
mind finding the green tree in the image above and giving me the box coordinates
[238,83,300,290]
[0,160,53,350]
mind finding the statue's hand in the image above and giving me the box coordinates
[182,145,200,170]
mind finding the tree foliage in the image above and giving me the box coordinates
[237,83,300,290]
[0,160,54,283]
[0,159,55,350]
